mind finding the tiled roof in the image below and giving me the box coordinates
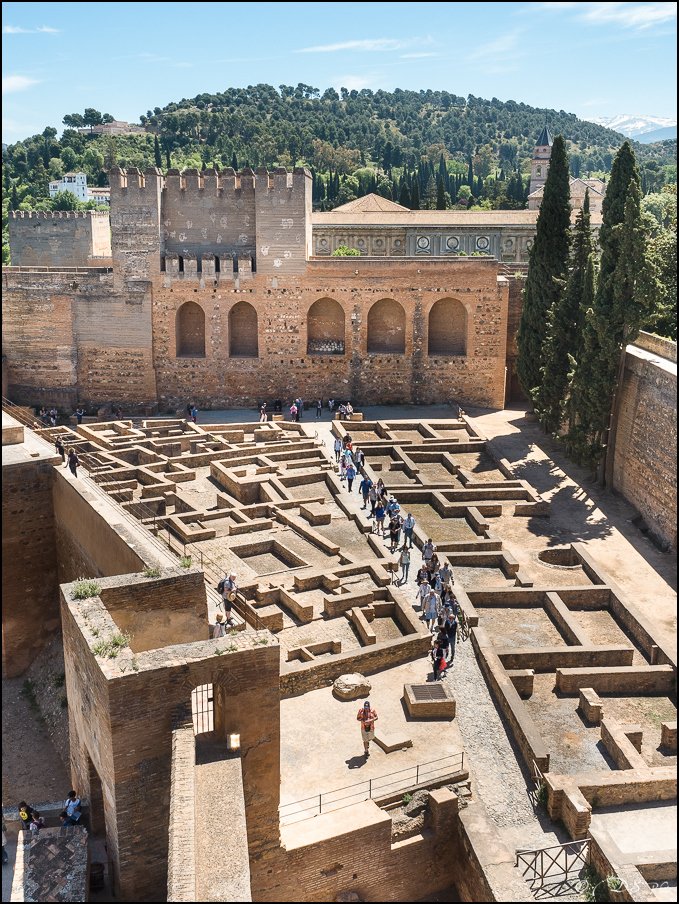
[332,193,410,213]
[536,125,553,147]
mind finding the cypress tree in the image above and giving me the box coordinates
[423,175,437,209]
[516,134,571,406]
[467,155,473,188]
[436,176,446,210]
[399,181,411,208]
[410,180,420,210]
[165,145,171,170]
[564,142,661,476]
[535,191,592,433]
[154,135,162,168]
[231,152,238,170]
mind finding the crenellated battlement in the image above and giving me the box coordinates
[9,210,110,220]
[108,165,310,195]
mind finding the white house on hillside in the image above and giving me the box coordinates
[49,172,88,202]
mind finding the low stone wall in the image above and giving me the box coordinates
[498,645,633,671]
[588,826,658,904]
[555,665,675,695]
[167,710,196,902]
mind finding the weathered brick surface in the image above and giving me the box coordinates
[2,452,61,677]
[9,210,111,267]
[613,343,677,550]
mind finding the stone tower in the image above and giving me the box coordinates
[529,125,553,197]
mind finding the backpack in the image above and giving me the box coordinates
[217,579,226,594]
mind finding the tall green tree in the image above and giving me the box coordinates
[535,191,592,432]
[648,184,677,340]
[436,176,446,210]
[154,135,162,169]
[398,181,411,208]
[564,141,661,475]
[423,175,437,209]
[410,180,420,210]
[516,134,571,405]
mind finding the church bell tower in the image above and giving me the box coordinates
[529,125,553,196]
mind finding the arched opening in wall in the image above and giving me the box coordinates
[214,256,220,273]
[307,297,345,355]
[176,301,205,357]
[428,298,467,356]
[367,298,406,354]
[229,301,259,357]
[178,255,184,273]
[191,684,214,734]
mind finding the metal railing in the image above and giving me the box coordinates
[516,839,589,888]
[279,751,465,825]
[2,397,44,431]
[72,449,267,632]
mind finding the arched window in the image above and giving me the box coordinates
[176,301,205,357]
[229,301,258,357]
[536,166,542,177]
[307,297,345,355]
[428,298,467,356]
[367,298,405,354]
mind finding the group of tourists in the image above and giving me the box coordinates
[39,407,59,427]
[16,791,82,839]
[185,403,198,423]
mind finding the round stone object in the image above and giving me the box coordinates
[333,673,372,701]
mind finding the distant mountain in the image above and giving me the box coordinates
[636,125,677,144]
[585,114,677,139]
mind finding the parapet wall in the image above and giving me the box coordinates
[613,339,677,550]
[8,210,111,267]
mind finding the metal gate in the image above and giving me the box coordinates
[516,839,589,888]
[191,684,214,734]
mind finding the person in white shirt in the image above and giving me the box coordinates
[403,513,415,548]
[333,437,342,462]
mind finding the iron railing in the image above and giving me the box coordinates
[516,838,589,888]
[279,751,465,825]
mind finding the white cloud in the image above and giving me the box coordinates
[2,24,59,34]
[535,1,676,29]
[399,52,440,59]
[581,98,608,107]
[2,75,40,94]
[466,31,523,61]
[332,75,373,93]
[296,38,408,53]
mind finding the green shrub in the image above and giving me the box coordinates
[180,556,192,568]
[143,566,161,578]
[402,793,412,805]
[536,782,548,808]
[72,579,101,599]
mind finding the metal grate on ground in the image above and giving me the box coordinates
[411,684,447,702]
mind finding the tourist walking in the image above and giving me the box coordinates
[368,483,378,516]
[425,589,439,631]
[388,513,401,552]
[219,572,238,624]
[212,613,226,639]
[260,402,267,423]
[357,700,378,756]
[328,398,335,413]
[316,399,322,419]
[346,461,356,493]
[374,501,386,536]
[359,476,371,509]
[40,407,48,426]
[67,448,79,478]
[422,539,435,567]
[333,436,342,463]
[55,436,66,464]
[399,545,411,584]
[76,407,84,425]
[440,562,454,590]
[290,402,298,422]
[403,513,415,548]
[416,578,431,614]
[431,640,446,681]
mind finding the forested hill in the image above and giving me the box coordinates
[144,84,673,173]
[2,84,676,231]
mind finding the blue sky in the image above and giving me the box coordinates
[2,1,676,144]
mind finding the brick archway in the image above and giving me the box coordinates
[176,301,205,357]
[229,301,259,357]
[428,298,467,356]
[367,298,405,354]
[307,297,345,355]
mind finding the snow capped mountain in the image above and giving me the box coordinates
[584,114,677,138]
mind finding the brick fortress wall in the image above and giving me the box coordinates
[9,211,111,267]
[613,334,677,550]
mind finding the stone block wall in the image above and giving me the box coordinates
[613,341,677,550]
[8,211,111,267]
[2,450,61,677]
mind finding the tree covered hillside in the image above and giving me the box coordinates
[2,84,677,262]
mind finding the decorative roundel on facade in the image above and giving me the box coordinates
[505,239,513,248]
[417,236,430,249]
[446,236,459,250]
[526,239,533,249]
[395,240,401,247]
[358,240,364,246]
[476,236,490,251]
[376,240,383,247]
[320,239,327,246]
